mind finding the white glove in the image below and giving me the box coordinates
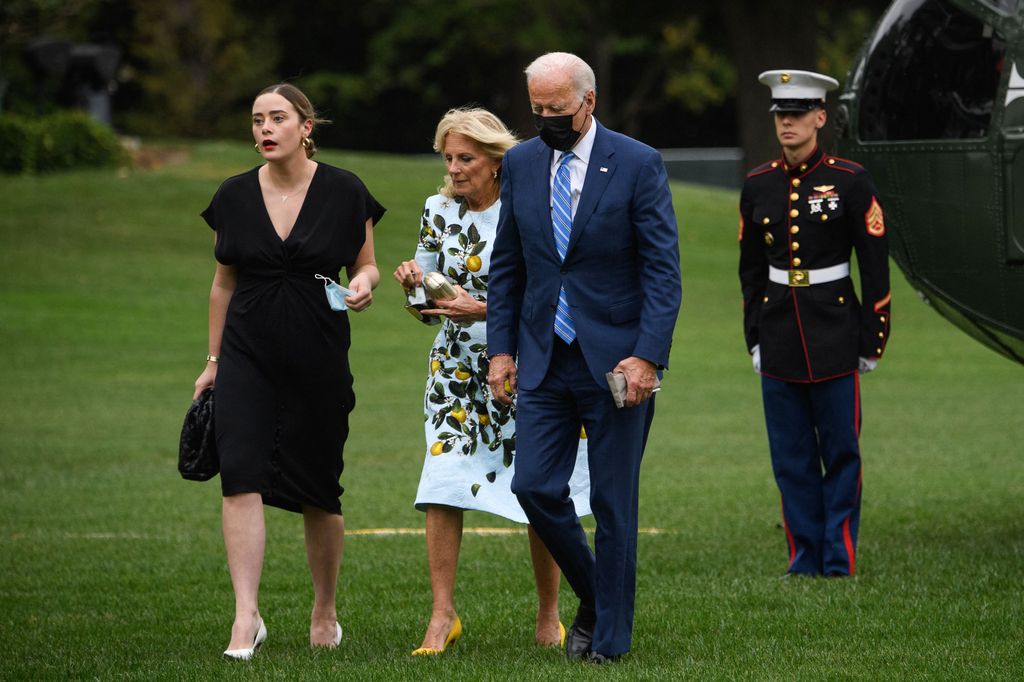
[751,345,761,374]
[858,357,878,375]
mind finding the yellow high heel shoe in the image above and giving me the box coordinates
[411,616,462,656]
[537,621,566,648]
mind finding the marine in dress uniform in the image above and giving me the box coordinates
[738,70,890,576]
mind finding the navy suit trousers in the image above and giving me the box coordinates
[512,339,655,657]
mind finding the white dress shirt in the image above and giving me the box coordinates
[548,117,597,220]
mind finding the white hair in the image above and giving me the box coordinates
[524,52,596,99]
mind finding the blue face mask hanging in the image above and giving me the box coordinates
[315,274,354,311]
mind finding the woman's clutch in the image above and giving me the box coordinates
[404,286,432,320]
[423,272,457,302]
[404,272,456,322]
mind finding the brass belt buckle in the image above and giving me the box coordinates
[788,269,810,286]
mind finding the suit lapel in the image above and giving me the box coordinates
[568,123,616,254]
[528,140,558,260]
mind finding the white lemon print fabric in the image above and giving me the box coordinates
[411,194,591,522]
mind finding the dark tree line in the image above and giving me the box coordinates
[1,0,887,166]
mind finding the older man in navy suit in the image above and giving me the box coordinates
[487,52,681,663]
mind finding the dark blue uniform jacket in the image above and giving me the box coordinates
[739,147,891,382]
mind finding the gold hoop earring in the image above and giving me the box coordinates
[254,143,261,153]
[302,137,312,150]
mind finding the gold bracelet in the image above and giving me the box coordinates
[206,354,219,363]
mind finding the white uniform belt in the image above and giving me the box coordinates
[768,262,850,287]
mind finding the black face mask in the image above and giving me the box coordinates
[533,100,586,151]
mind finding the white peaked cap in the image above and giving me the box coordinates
[758,70,839,111]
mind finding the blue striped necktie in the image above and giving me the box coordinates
[552,151,576,343]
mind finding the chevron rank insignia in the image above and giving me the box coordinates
[865,196,886,236]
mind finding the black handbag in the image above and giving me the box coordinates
[178,388,219,481]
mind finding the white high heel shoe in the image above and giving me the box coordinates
[223,618,267,661]
[332,622,343,647]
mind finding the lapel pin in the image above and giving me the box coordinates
[599,167,608,173]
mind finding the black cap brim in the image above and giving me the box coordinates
[770,99,824,112]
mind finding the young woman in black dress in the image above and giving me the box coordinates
[193,83,385,660]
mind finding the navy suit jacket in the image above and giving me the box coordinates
[487,122,682,390]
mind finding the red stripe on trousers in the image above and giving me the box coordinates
[848,374,861,574]
[842,515,856,575]
[781,496,796,569]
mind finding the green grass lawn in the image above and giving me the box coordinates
[1,141,1021,680]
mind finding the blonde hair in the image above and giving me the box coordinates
[256,83,331,158]
[433,107,519,198]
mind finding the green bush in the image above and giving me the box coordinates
[0,116,37,173]
[0,112,124,174]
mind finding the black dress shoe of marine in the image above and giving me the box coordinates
[584,651,622,665]
[564,605,596,660]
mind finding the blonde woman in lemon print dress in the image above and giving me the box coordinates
[393,107,590,655]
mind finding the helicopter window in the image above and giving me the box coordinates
[979,0,1019,15]
[859,0,1006,141]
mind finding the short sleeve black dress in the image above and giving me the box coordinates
[201,163,385,514]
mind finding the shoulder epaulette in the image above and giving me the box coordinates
[821,156,864,174]
[747,159,783,178]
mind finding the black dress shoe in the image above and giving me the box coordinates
[564,605,596,660]
[584,651,621,664]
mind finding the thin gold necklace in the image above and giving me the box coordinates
[267,167,313,203]
[276,180,309,204]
